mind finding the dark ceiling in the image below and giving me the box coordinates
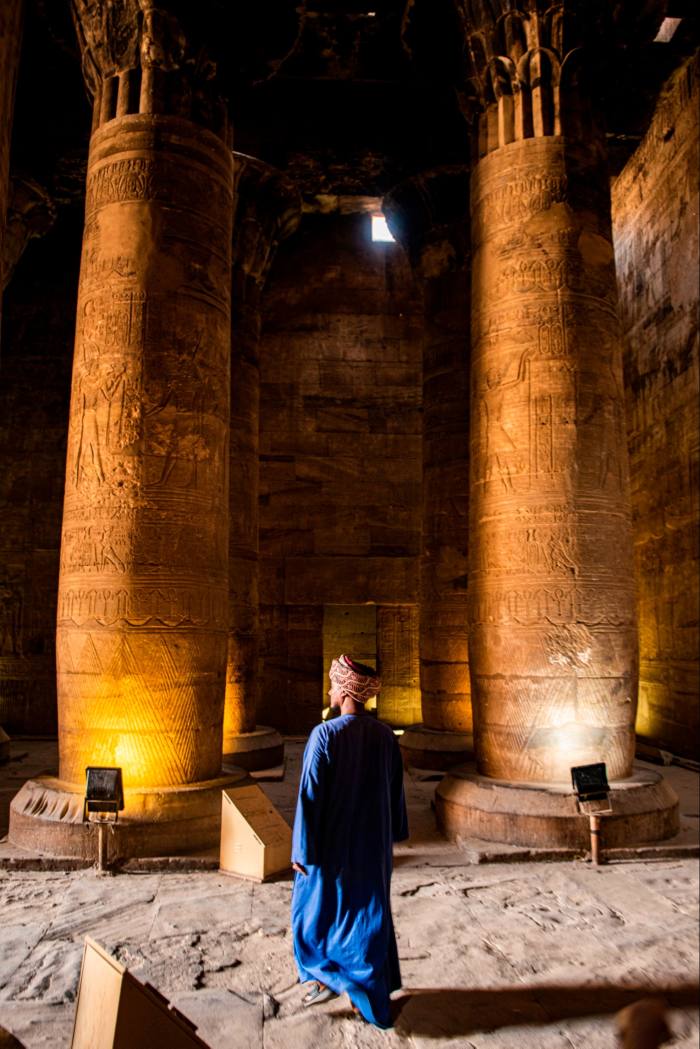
[9,0,699,210]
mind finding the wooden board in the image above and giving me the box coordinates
[220,785,292,881]
[71,937,209,1049]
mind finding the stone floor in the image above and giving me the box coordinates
[0,740,698,1048]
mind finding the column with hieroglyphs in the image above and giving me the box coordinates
[224,155,300,770]
[435,0,678,847]
[9,2,247,858]
[465,8,637,784]
[384,168,473,767]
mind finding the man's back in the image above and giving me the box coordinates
[292,714,407,878]
[312,714,406,874]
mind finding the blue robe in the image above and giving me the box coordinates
[291,713,409,1028]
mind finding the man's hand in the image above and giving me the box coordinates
[292,861,307,876]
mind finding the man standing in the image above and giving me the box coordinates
[291,654,409,1029]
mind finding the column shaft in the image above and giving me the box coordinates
[421,270,471,734]
[225,286,260,740]
[469,136,637,783]
[57,115,233,789]
[0,0,23,319]
[222,159,299,766]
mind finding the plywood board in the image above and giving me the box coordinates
[220,785,292,881]
[71,937,209,1049]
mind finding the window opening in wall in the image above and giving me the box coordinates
[654,17,682,42]
[371,212,395,243]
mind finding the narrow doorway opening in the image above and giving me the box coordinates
[321,604,421,727]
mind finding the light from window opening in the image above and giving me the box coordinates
[654,17,682,42]
[371,213,395,243]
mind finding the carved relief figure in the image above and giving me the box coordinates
[0,578,22,656]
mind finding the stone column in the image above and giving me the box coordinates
[384,169,473,769]
[436,0,678,847]
[10,2,246,859]
[0,0,23,753]
[0,0,23,348]
[223,154,300,771]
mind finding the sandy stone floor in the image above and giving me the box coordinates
[0,742,698,1048]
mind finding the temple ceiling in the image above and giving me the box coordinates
[8,0,699,219]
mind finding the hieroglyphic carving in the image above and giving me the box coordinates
[377,605,420,726]
[469,134,637,783]
[86,157,158,210]
[476,174,569,228]
[0,577,22,657]
[56,115,233,790]
[59,586,228,628]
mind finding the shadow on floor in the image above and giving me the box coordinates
[389,983,699,1038]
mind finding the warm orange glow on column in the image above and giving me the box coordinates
[469,137,638,783]
[57,115,232,790]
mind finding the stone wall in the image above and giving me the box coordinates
[257,212,423,733]
[0,209,79,734]
[612,52,700,758]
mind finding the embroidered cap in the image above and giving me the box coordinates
[329,654,381,704]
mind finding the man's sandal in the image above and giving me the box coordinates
[302,982,339,1007]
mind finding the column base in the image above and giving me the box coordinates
[8,769,250,861]
[399,724,474,771]
[222,725,284,772]
[435,764,680,849]
[0,726,10,764]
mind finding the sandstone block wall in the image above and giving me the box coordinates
[612,52,700,758]
[257,212,423,733]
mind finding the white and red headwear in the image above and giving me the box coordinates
[329,654,381,704]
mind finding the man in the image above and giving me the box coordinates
[291,654,409,1029]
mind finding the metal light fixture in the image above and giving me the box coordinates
[84,766,124,872]
[571,762,612,865]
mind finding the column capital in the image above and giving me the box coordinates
[382,166,471,278]
[72,0,230,137]
[453,0,602,156]
[233,154,302,287]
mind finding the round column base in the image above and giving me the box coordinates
[436,764,680,849]
[222,725,284,772]
[399,725,474,771]
[8,769,250,861]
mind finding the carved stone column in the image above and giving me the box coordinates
[384,169,473,769]
[10,2,246,859]
[0,0,23,346]
[223,155,300,771]
[436,0,678,847]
